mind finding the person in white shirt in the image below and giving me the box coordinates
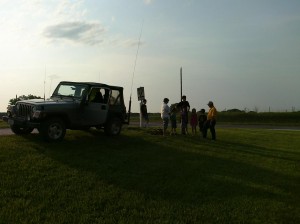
[161,98,170,136]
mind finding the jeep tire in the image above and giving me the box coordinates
[40,118,66,142]
[10,125,34,135]
[104,117,122,136]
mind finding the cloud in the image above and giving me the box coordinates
[122,39,145,48]
[108,36,145,48]
[43,21,106,45]
[144,0,153,5]
[54,0,86,21]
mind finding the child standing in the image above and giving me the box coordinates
[190,108,198,135]
[170,107,177,135]
[198,109,207,136]
[161,98,170,136]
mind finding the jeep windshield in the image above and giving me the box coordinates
[51,83,88,99]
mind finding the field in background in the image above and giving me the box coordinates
[131,111,300,125]
[0,127,299,223]
[1,111,300,129]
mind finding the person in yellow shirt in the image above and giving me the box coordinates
[203,101,217,140]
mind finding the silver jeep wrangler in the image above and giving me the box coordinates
[2,81,129,141]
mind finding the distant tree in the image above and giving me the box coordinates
[226,108,244,113]
[9,94,42,105]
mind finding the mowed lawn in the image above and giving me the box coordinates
[0,127,299,224]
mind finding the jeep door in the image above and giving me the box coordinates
[82,87,110,126]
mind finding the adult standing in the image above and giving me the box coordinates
[140,99,149,127]
[203,101,217,140]
[161,98,170,136]
[177,95,190,135]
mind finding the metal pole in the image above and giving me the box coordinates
[139,101,142,127]
[126,96,132,125]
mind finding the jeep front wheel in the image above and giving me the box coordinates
[104,117,122,136]
[10,125,34,135]
[40,118,66,141]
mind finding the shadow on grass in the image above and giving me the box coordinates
[19,129,297,210]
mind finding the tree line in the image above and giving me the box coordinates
[9,94,42,105]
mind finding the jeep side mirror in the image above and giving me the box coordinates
[84,96,89,105]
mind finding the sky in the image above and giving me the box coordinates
[1,0,300,113]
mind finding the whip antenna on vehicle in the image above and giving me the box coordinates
[127,20,144,125]
[43,65,46,101]
[130,20,144,96]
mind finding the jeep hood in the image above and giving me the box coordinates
[18,98,79,106]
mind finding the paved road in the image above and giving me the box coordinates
[0,128,38,136]
[0,123,299,136]
[0,128,16,136]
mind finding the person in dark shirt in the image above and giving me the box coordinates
[92,91,103,103]
[177,95,190,135]
[140,99,149,127]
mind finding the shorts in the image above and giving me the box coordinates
[163,117,169,129]
[171,120,177,128]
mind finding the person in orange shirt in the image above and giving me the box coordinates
[203,101,217,140]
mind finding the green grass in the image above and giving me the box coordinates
[0,127,300,223]
[0,120,9,128]
[1,111,300,128]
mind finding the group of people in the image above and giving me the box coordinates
[140,96,217,140]
[160,96,217,140]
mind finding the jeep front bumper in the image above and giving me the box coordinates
[2,116,40,128]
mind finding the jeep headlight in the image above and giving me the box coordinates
[7,105,15,117]
[31,106,37,118]
[32,110,42,119]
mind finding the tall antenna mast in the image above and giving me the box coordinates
[127,20,144,125]
[130,20,144,97]
[180,67,182,101]
[44,65,46,101]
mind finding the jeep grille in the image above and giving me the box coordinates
[16,103,34,117]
